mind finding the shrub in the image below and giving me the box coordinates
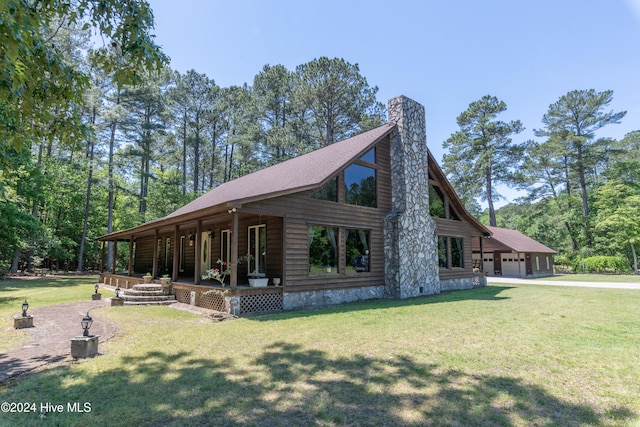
[574,256,632,274]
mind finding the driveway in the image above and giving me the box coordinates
[0,299,119,384]
[488,276,640,290]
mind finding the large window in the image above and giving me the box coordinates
[359,148,376,163]
[345,164,376,207]
[346,229,370,273]
[438,236,448,268]
[312,177,338,202]
[438,236,464,269]
[429,184,460,220]
[429,185,445,218]
[248,225,266,276]
[308,226,338,274]
[220,229,231,272]
[451,237,464,268]
[165,238,171,271]
[179,236,186,272]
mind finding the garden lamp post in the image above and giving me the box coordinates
[81,312,93,337]
[22,299,29,317]
[71,312,99,358]
[94,283,99,294]
[115,286,120,298]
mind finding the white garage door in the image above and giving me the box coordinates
[501,253,525,277]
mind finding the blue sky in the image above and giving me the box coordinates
[146,0,640,206]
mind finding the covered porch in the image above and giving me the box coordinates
[97,205,285,314]
[98,272,283,315]
[98,207,284,288]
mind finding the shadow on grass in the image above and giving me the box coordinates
[250,285,514,322]
[2,341,631,426]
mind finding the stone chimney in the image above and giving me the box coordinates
[384,96,440,298]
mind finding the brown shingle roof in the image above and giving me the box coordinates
[167,124,395,219]
[486,226,556,253]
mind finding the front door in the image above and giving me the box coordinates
[201,232,211,274]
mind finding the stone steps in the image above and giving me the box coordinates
[132,284,164,292]
[118,283,176,306]
[125,289,165,296]
[124,299,176,306]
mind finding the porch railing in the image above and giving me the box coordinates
[99,273,147,289]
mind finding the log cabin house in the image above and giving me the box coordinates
[98,96,492,314]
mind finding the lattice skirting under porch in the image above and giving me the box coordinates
[240,293,283,314]
[472,275,482,288]
[173,288,226,311]
[174,288,191,304]
[173,285,283,315]
[198,293,226,312]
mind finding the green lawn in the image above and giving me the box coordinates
[531,273,640,283]
[1,277,639,426]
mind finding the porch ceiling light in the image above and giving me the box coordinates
[81,312,93,337]
[22,299,29,317]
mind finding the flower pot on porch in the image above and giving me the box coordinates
[143,275,153,284]
[248,278,269,288]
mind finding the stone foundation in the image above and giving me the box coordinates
[440,275,487,291]
[283,286,384,310]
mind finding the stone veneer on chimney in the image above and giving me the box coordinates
[384,96,440,298]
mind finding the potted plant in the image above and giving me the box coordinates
[143,272,153,284]
[248,271,268,287]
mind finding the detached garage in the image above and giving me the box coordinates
[473,226,556,278]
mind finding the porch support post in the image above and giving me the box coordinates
[152,229,159,278]
[128,237,134,276]
[172,225,179,281]
[194,220,202,285]
[100,241,105,273]
[112,240,118,273]
[230,211,239,290]
[479,236,484,273]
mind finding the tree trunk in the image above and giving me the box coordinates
[10,248,20,273]
[139,106,151,220]
[485,165,496,226]
[631,242,638,275]
[182,111,187,196]
[107,90,121,272]
[209,126,216,188]
[193,112,201,192]
[77,107,97,271]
